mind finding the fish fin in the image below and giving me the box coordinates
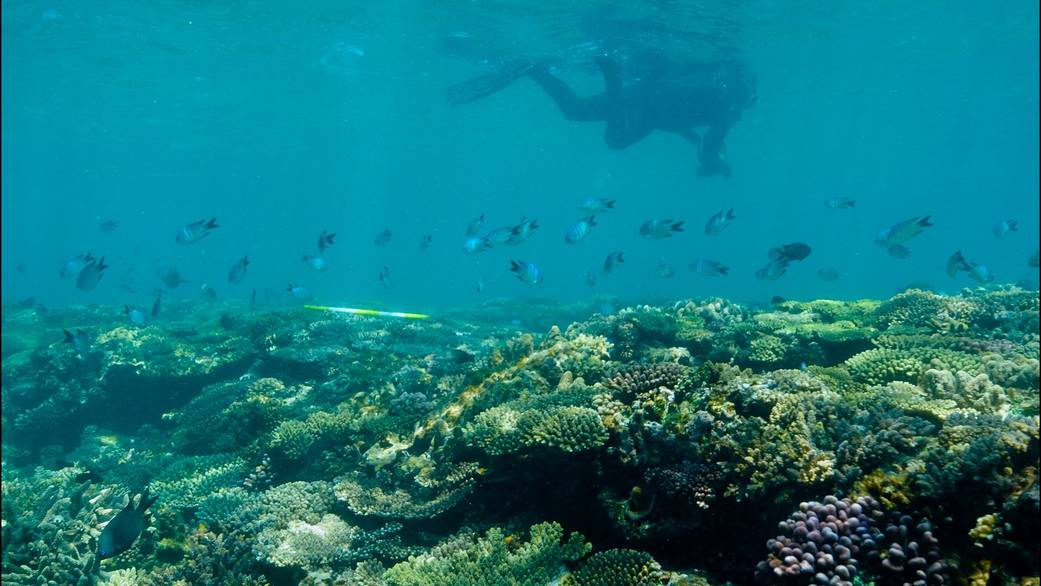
[718,265,730,275]
[445,58,534,105]
[63,329,74,343]
[617,253,625,263]
[606,200,616,208]
[586,215,597,226]
[726,208,736,221]
[1010,220,1018,231]
[672,221,684,232]
[206,218,219,229]
[138,490,159,513]
[97,257,108,270]
[509,260,521,272]
[918,216,933,227]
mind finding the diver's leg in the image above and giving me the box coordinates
[527,67,608,121]
[594,56,652,150]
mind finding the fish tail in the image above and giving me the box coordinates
[672,221,685,232]
[726,208,736,220]
[606,200,616,208]
[138,489,159,513]
[586,215,597,226]
[1010,220,1019,231]
[718,265,730,275]
[918,215,933,227]
[206,218,219,229]
[63,329,74,343]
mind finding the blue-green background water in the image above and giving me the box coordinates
[2,0,1038,312]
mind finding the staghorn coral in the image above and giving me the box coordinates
[149,454,247,510]
[333,472,473,519]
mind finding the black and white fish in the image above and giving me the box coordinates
[62,329,92,355]
[373,229,392,246]
[176,218,218,244]
[704,208,736,236]
[824,197,856,209]
[60,253,95,279]
[301,254,328,271]
[463,237,492,253]
[466,213,485,236]
[992,219,1018,238]
[317,229,336,251]
[875,216,932,248]
[76,257,108,291]
[565,216,596,244]
[125,305,149,326]
[603,251,624,273]
[579,197,615,214]
[639,219,684,239]
[286,284,312,299]
[509,260,543,284]
[690,258,729,276]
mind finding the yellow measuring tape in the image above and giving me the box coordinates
[304,305,430,320]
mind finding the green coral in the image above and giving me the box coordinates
[562,549,665,586]
[465,405,608,456]
[844,346,981,385]
[383,522,590,586]
[149,454,247,510]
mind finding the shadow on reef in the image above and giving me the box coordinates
[1,287,1039,585]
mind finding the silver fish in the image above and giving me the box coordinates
[286,284,312,299]
[824,197,856,209]
[509,260,543,284]
[228,255,250,283]
[373,229,392,246]
[463,237,492,253]
[176,218,218,244]
[60,252,95,278]
[75,257,108,291]
[690,258,729,276]
[317,229,336,251]
[466,213,485,236]
[579,198,615,214]
[125,305,148,326]
[639,219,684,239]
[301,254,328,271]
[992,219,1018,238]
[565,216,596,244]
[603,251,624,273]
[875,216,932,247]
[704,208,736,236]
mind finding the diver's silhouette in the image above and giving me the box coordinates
[447,55,756,178]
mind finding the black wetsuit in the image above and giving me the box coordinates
[526,57,756,177]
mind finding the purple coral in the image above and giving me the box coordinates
[756,495,947,585]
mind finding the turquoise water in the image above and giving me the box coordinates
[2,1,1038,309]
[2,2,1039,585]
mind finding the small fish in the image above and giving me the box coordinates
[658,258,677,279]
[463,237,492,253]
[579,198,615,214]
[509,260,543,284]
[505,218,539,245]
[176,217,219,244]
[76,257,108,291]
[639,219,684,239]
[373,229,392,246]
[564,216,597,244]
[584,269,597,287]
[250,288,257,310]
[75,469,105,484]
[690,258,729,276]
[484,227,515,246]
[466,213,485,236]
[420,234,433,250]
[15,263,26,273]
[286,284,312,299]
[947,250,994,283]
[824,197,856,209]
[755,259,789,280]
[603,251,624,273]
[475,277,486,293]
[301,254,328,271]
[768,242,812,263]
[161,268,189,289]
[151,292,162,319]
[704,208,736,236]
[97,491,158,560]
[426,348,476,365]
[817,267,840,281]
[886,244,912,259]
[992,219,1018,238]
[771,296,787,305]
[125,305,149,326]
[875,216,932,248]
[228,255,250,283]
[99,219,119,232]
[60,252,95,278]
[317,229,336,251]
[201,283,218,300]
[62,329,92,355]
[1030,250,1040,268]
[379,266,392,289]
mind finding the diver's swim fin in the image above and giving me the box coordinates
[445,58,534,105]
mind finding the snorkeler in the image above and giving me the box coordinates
[446,55,756,178]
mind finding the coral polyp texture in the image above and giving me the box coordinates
[1,288,1038,584]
